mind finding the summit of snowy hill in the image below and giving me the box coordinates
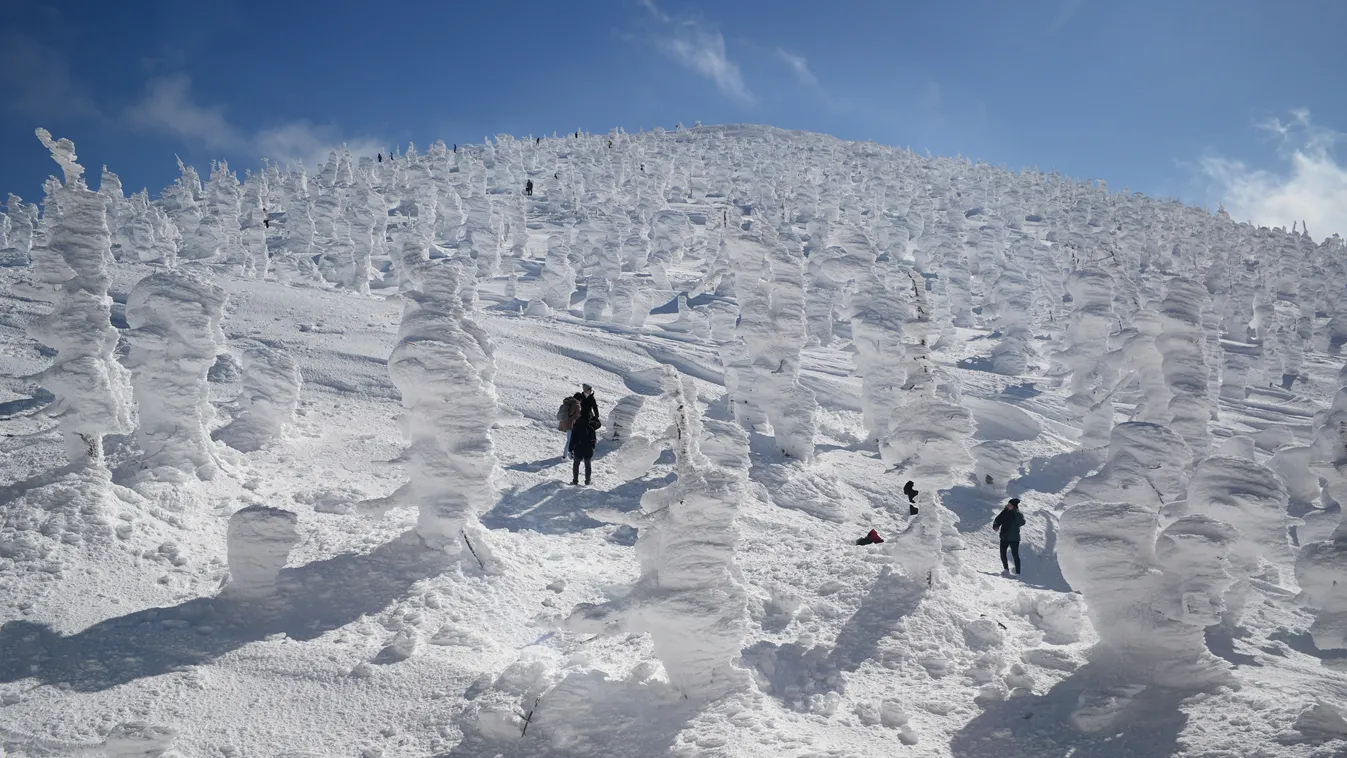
[3,123,1347,758]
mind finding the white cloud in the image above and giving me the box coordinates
[0,33,100,120]
[1200,111,1347,242]
[666,24,752,103]
[776,48,817,88]
[123,74,382,168]
[123,74,249,152]
[639,1,751,103]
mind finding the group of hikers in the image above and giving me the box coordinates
[555,384,1028,575]
[556,384,601,486]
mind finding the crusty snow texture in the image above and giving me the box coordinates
[125,270,228,478]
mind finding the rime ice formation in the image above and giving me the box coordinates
[1058,502,1234,706]
[225,505,300,600]
[1183,456,1291,624]
[1064,421,1192,510]
[727,223,817,460]
[844,267,911,442]
[26,128,134,465]
[540,235,575,312]
[1308,364,1347,537]
[1296,521,1347,651]
[1056,268,1116,447]
[6,193,36,259]
[365,254,499,555]
[214,345,303,453]
[1157,277,1213,457]
[125,271,229,479]
[571,369,753,702]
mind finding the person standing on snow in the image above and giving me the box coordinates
[524,179,533,197]
[992,498,1026,575]
[557,392,583,458]
[570,408,599,486]
[580,383,600,421]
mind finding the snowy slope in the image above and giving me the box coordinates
[2,123,1346,758]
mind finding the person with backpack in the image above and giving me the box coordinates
[524,179,533,197]
[992,498,1026,575]
[557,393,582,458]
[570,408,600,486]
[903,480,919,515]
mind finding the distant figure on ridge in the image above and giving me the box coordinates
[557,392,583,459]
[525,179,533,197]
[992,498,1025,575]
[570,407,600,486]
[377,153,382,163]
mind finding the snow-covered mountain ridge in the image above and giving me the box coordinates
[1,122,1346,757]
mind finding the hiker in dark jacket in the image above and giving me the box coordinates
[524,179,533,197]
[580,384,599,420]
[558,393,583,458]
[570,410,599,486]
[992,498,1026,574]
[903,480,919,515]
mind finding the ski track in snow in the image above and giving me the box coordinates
[1,124,1345,758]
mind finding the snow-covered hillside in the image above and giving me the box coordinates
[2,123,1347,757]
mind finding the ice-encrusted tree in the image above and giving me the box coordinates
[986,261,1037,375]
[728,222,817,460]
[125,271,229,480]
[6,193,36,259]
[1063,421,1193,510]
[224,505,300,600]
[1296,520,1347,651]
[214,345,302,453]
[844,267,911,442]
[1156,277,1213,457]
[1183,456,1291,626]
[1309,363,1347,538]
[1058,502,1236,716]
[539,234,575,312]
[1055,267,1117,448]
[26,128,134,466]
[363,254,499,556]
[571,368,754,701]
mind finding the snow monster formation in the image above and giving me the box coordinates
[125,270,229,480]
[214,344,303,453]
[26,128,134,466]
[727,221,818,461]
[364,253,499,558]
[571,368,753,702]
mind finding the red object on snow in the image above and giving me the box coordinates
[866,529,883,543]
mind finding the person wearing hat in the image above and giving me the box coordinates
[992,498,1026,575]
[580,384,600,422]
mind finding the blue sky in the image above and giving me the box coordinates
[2,0,1345,238]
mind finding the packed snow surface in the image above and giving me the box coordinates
[2,123,1347,757]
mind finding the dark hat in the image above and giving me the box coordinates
[582,383,592,391]
[1007,498,1020,507]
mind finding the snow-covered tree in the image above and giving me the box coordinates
[363,254,499,556]
[26,128,134,466]
[844,267,911,442]
[1296,521,1347,651]
[225,505,300,600]
[214,345,302,453]
[1156,277,1213,457]
[570,368,753,701]
[728,222,817,460]
[125,271,228,479]
[1064,421,1192,510]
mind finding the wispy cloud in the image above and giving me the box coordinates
[123,74,249,152]
[122,74,382,168]
[776,48,818,88]
[1199,110,1347,241]
[639,0,752,103]
[0,32,100,120]
[1048,0,1083,34]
